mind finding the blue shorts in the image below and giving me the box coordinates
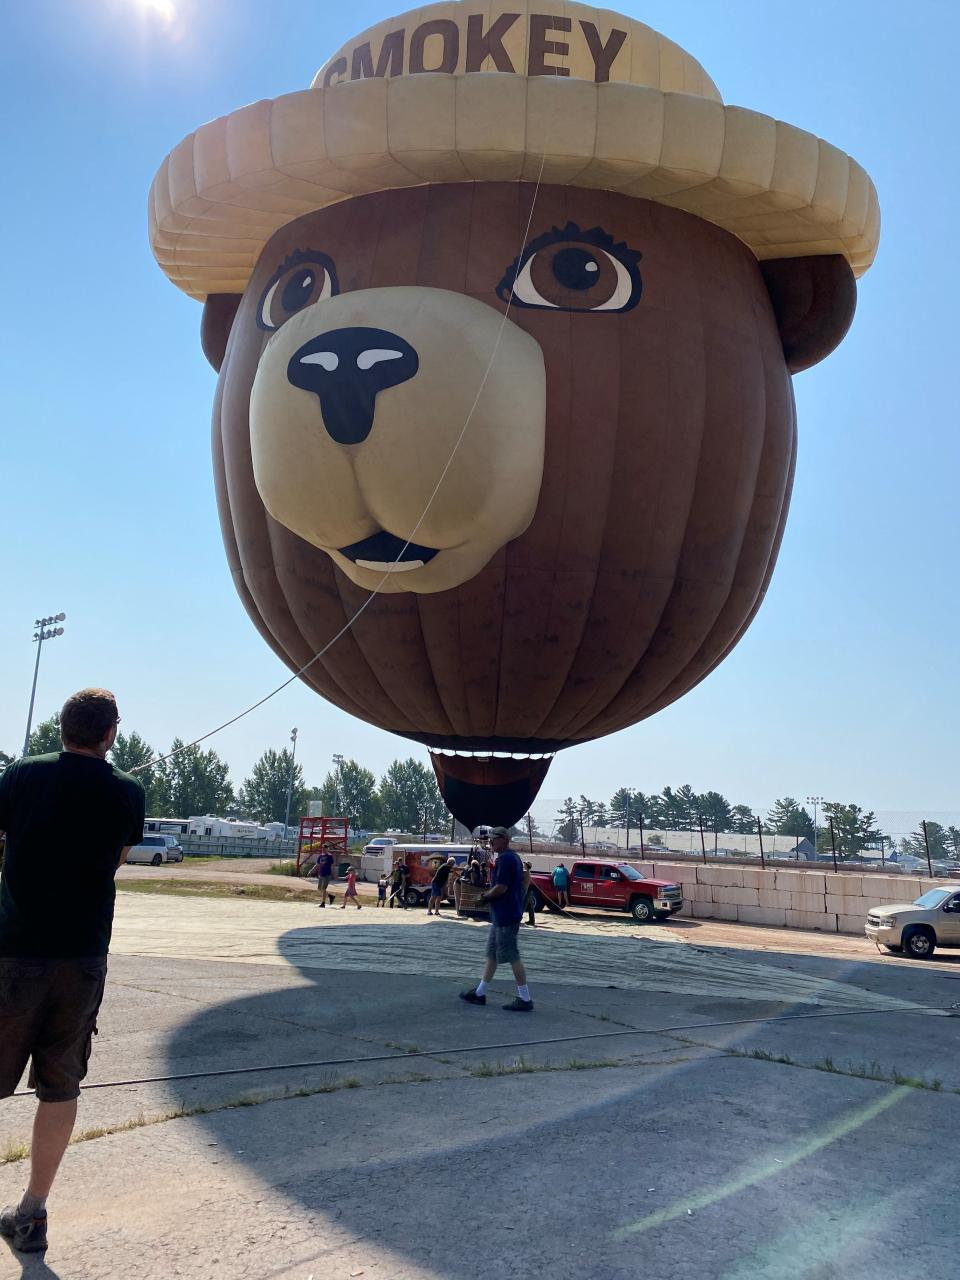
[485,922,521,964]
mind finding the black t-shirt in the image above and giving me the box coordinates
[431,862,453,890]
[0,752,145,958]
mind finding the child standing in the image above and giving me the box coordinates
[376,873,387,907]
[341,868,361,910]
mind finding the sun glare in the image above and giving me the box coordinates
[132,0,178,26]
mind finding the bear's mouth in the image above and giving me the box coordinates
[337,529,439,573]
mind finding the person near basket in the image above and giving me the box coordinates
[460,828,533,1012]
[522,861,537,926]
[427,856,456,916]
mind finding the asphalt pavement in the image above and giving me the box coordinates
[1,891,957,1279]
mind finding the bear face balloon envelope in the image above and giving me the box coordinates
[150,2,878,830]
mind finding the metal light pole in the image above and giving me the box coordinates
[806,795,824,862]
[22,613,66,757]
[283,728,299,839]
[331,752,344,816]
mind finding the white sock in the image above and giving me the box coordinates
[517,984,531,1002]
[475,980,488,996]
[18,1191,46,1218]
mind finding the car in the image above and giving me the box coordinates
[126,834,184,866]
[529,860,683,923]
[865,886,960,959]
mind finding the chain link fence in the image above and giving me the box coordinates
[519,800,960,878]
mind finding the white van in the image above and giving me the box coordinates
[127,834,184,866]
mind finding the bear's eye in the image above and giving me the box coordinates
[497,224,642,314]
[257,252,339,331]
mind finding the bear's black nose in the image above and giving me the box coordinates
[287,327,419,445]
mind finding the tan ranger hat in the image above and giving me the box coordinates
[150,0,879,301]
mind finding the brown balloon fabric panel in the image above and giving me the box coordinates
[213,183,797,750]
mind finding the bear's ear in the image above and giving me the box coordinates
[201,294,243,372]
[759,255,857,374]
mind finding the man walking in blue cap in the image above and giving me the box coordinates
[460,827,533,1012]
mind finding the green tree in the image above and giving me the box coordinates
[631,791,661,830]
[521,813,545,838]
[377,758,447,833]
[153,739,235,819]
[237,749,306,825]
[26,713,61,756]
[557,798,580,845]
[608,787,634,826]
[592,802,608,827]
[660,785,697,830]
[822,802,882,858]
[946,826,960,860]
[729,804,757,835]
[767,797,814,839]
[312,759,380,829]
[0,750,13,771]
[110,730,160,812]
[903,821,951,861]
[698,791,733,833]
[578,795,598,824]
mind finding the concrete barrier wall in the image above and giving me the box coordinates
[635,862,938,936]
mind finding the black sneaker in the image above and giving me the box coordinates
[503,997,534,1012]
[459,989,486,1005]
[0,1204,48,1253]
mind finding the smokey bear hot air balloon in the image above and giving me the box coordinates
[149,2,878,830]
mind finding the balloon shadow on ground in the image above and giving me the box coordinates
[160,924,938,1280]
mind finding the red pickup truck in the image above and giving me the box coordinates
[529,860,683,923]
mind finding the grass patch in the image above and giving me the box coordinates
[2,1075,361,1161]
[118,879,311,904]
[1,1138,30,1164]
[267,861,304,877]
[694,1039,952,1096]
[564,1058,620,1071]
[749,1047,796,1066]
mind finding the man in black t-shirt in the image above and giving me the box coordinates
[0,688,144,1255]
[427,856,456,916]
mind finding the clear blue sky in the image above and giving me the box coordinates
[1,0,956,832]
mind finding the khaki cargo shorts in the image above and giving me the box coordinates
[0,958,107,1102]
[485,922,522,965]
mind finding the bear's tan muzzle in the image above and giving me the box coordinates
[250,286,546,594]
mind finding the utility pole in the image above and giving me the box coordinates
[331,752,344,815]
[828,814,838,873]
[283,728,299,838]
[577,810,586,856]
[22,613,66,757]
[922,820,934,879]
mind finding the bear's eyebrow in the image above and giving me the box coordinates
[272,248,334,276]
[495,222,642,307]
